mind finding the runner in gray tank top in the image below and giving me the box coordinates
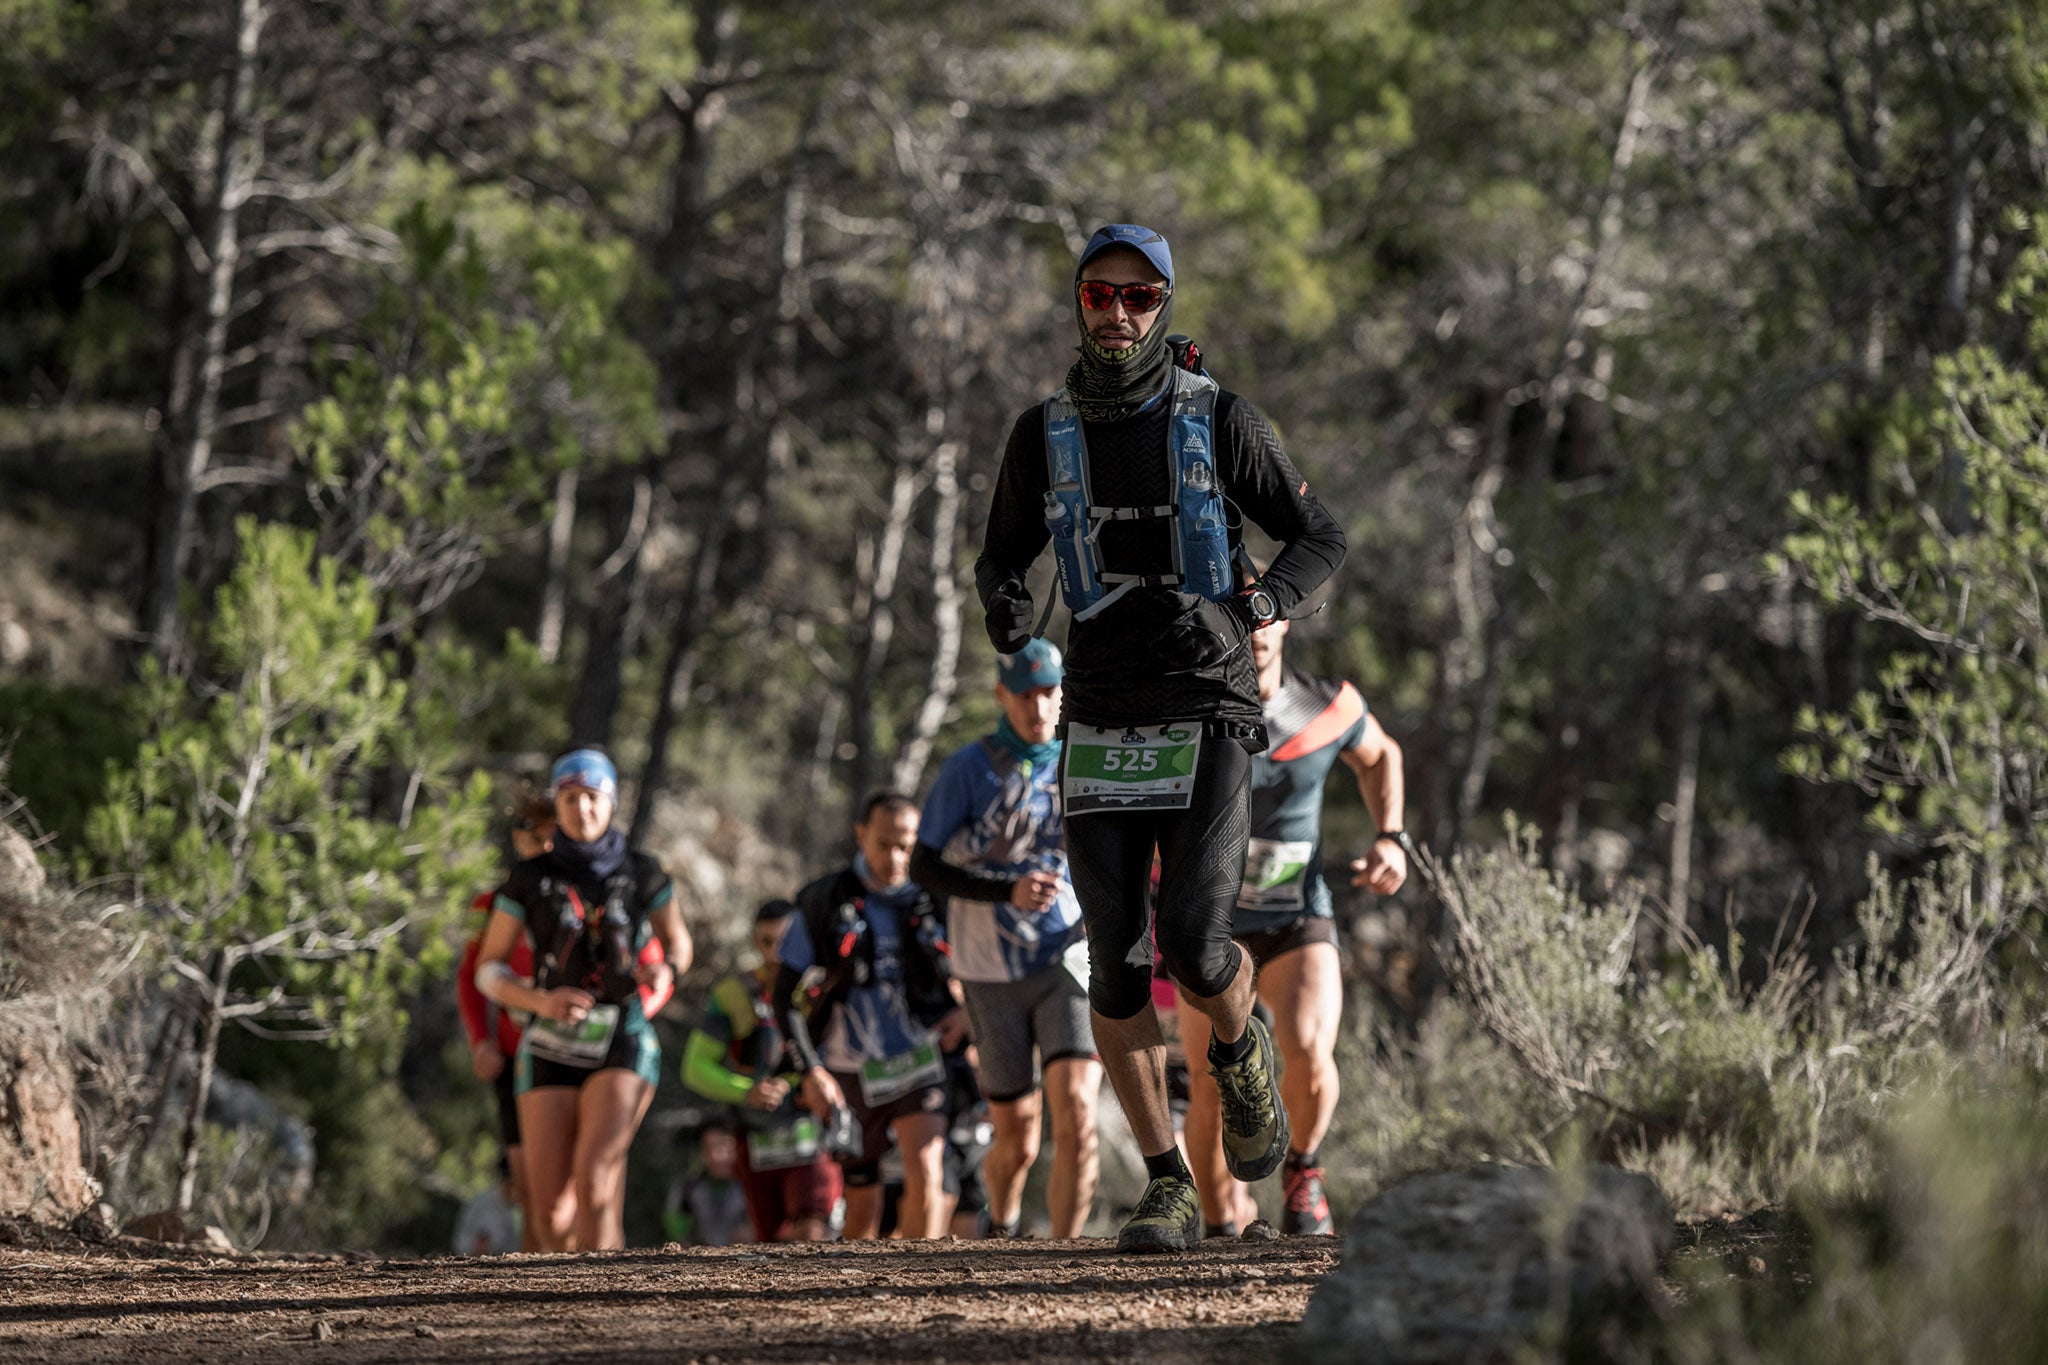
[1177,606,1410,1237]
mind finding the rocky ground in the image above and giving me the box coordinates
[0,1224,1337,1364]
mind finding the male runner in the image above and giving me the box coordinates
[681,898,843,1242]
[910,638,1101,1238]
[1178,607,1410,1236]
[774,794,967,1240]
[975,222,1346,1251]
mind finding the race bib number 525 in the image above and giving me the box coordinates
[1064,725,1203,815]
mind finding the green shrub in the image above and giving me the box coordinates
[1329,832,2031,1221]
[1662,1074,2048,1364]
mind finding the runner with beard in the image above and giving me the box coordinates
[772,794,968,1241]
[1178,603,1410,1237]
[975,223,1346,1252]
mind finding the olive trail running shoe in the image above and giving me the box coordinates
[1281,1163,1334,1236]
[1208,1015,1289,1183]
[1116,1174,1201,1253]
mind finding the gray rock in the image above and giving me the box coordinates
[1298,1163,1673,1364]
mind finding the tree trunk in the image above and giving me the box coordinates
[118,1005,192,1195]
[566,476,651,750]
[535,467,578,664]
[1456,605,1506,834]
[634,111,814,839]
[143,0,266,661]
[892,427,964,794]
[1538,49,1656,477]
[1665,632,1703,927]
[173,958,231,1220]
[1443,394,1509,847]
[807,689,846,831]
[629,523,724,844]
[844,464,919,807]
[1535,706,1585,872]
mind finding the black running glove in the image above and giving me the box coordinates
[1155,592,1251,672]
[984,585,1035,653]
[1215,592,1261,637]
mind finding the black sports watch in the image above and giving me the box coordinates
[1374,830,1416,857]
[1243,587,1279,627]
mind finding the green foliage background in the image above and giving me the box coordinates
[2,0,2046,1283]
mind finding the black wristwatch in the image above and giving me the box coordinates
[1243,587,1278,627]
[1374,830,1416,857]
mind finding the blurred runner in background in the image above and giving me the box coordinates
[1178,608,1409,1237]
[774,795,965,1239]
[911,640,1101,1239]
[472,749,693,1250]
[681,897,843,1241]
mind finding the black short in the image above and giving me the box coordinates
[516,1024,662,1093]
[944,1138,990,1213]
[1063,730,1253,1017]
[1239,915,1338,970]
[493,1065,521,1148]
[832,1072,949,1187]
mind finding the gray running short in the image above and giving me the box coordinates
[960,964,1098,1103]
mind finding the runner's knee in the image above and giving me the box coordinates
[1087,960,1152,1020]
[999,1124,1041,1166]
[1277,1017,1336,1067]
[1158,925,1239,1001]
[1050,1103,1095,1151]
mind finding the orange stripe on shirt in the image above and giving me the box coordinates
[1270,681,1365,763]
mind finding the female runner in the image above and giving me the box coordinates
[474,749,693,1249]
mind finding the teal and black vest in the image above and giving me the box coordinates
[1040,368,1233,622]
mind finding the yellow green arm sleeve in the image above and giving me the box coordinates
[682,1030,755,1105]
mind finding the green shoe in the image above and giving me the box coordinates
[1116,1174,1201,1253]
[1209,1016,1290,1182]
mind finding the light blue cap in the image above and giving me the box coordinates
[550,748,618,800]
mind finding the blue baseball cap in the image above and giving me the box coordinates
[998,639,1065,692]
[1077,223,1173,286]
[550,748,618,800]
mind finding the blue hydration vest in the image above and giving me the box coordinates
[1040,368,1234,622]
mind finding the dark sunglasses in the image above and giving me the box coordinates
[1076,279,1171,314]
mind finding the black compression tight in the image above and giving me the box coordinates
[1063,736,1252,1019]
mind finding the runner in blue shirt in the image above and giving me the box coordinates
[1177,607,1410,1237]
[911,640,1102,1238]
[773,794,966,1240]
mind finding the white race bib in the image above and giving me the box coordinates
[857,1037,945,1106]
[1063,724,1204,815]
[1237,838,1316,911]
[747,1114,824,1171]
[523,1004,621,1067]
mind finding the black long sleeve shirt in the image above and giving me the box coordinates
[975,387,1346,728]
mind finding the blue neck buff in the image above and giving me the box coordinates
[995,717,1060,770]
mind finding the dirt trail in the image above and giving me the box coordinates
[0,1234,1338,1363]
